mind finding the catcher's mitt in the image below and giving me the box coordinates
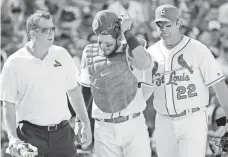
[6,142,38,157]
[209,116,228,157]
[209,132,228,157]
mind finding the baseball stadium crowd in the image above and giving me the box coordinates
[1,0,228,157]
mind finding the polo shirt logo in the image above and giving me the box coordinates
[54,60,62,67]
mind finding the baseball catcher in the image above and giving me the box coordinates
[77,10,153,157]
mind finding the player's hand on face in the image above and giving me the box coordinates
[119,14,132,33]
[81,123,92,149]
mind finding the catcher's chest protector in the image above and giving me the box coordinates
[85,44,138,113]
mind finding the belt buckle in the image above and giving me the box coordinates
[48,124,58,131]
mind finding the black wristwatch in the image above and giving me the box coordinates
[216,116,228,126]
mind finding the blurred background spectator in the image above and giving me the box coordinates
[1,0,228,156]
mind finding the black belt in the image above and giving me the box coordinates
[166,108,200,118]
[95,112,141,124]
[19,120,69,132]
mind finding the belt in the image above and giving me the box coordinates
[166,107,200,118]
[95,112,141,124]
[19,120,69,132]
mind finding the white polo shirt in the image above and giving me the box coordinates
[0,42,79,125]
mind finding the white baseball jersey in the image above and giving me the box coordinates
[0,42,79,125]
[146,35,225,115]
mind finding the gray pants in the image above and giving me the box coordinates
[17,121,77,157]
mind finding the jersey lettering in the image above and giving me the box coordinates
[153,73,165,86]
[176,86,187,100]
[153,71,190,87]
[176,84,197,100]
[187,84,198,98]
[166,71,190,86]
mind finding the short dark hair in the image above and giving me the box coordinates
[111,29,121,39]
[26,11,53,35]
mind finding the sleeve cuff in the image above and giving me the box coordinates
[206,76,225,87]
[77,81,90,87]
[67,82,79,91]
[0,97,16,104]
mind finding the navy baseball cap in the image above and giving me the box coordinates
[92,10,118,35]
[154,4,180,23]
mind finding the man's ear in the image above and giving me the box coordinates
[137,38,147,48]
[176,19,183,28]
[29,30,36,40]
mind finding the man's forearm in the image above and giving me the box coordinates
[213,80,228,117]
[124,30,151,70]
[3,101,19,141]
[67,85,91,126]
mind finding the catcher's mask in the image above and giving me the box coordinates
[209,116,228,157]
[93,10,125,57]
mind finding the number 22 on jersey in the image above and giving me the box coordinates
[176,84,198,100]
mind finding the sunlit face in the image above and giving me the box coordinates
[98,34,117,56]
[155,20,179,40]
[33,18,55,48]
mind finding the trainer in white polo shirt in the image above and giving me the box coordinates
[0,11,91,157]
[2,42,80,125]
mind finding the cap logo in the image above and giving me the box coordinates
[100,19,121,35]
[161,9,166,16]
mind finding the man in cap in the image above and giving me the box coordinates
[78,10,152,157]
[145,4,228,157]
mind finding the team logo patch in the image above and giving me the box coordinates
[160,9,166,16]
[54,60,62,67]
[177,54,193,74]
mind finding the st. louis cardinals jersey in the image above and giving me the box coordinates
[146,35,225,115]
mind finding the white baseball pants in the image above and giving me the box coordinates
[93,114,151,157]
[155,108,208,157]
